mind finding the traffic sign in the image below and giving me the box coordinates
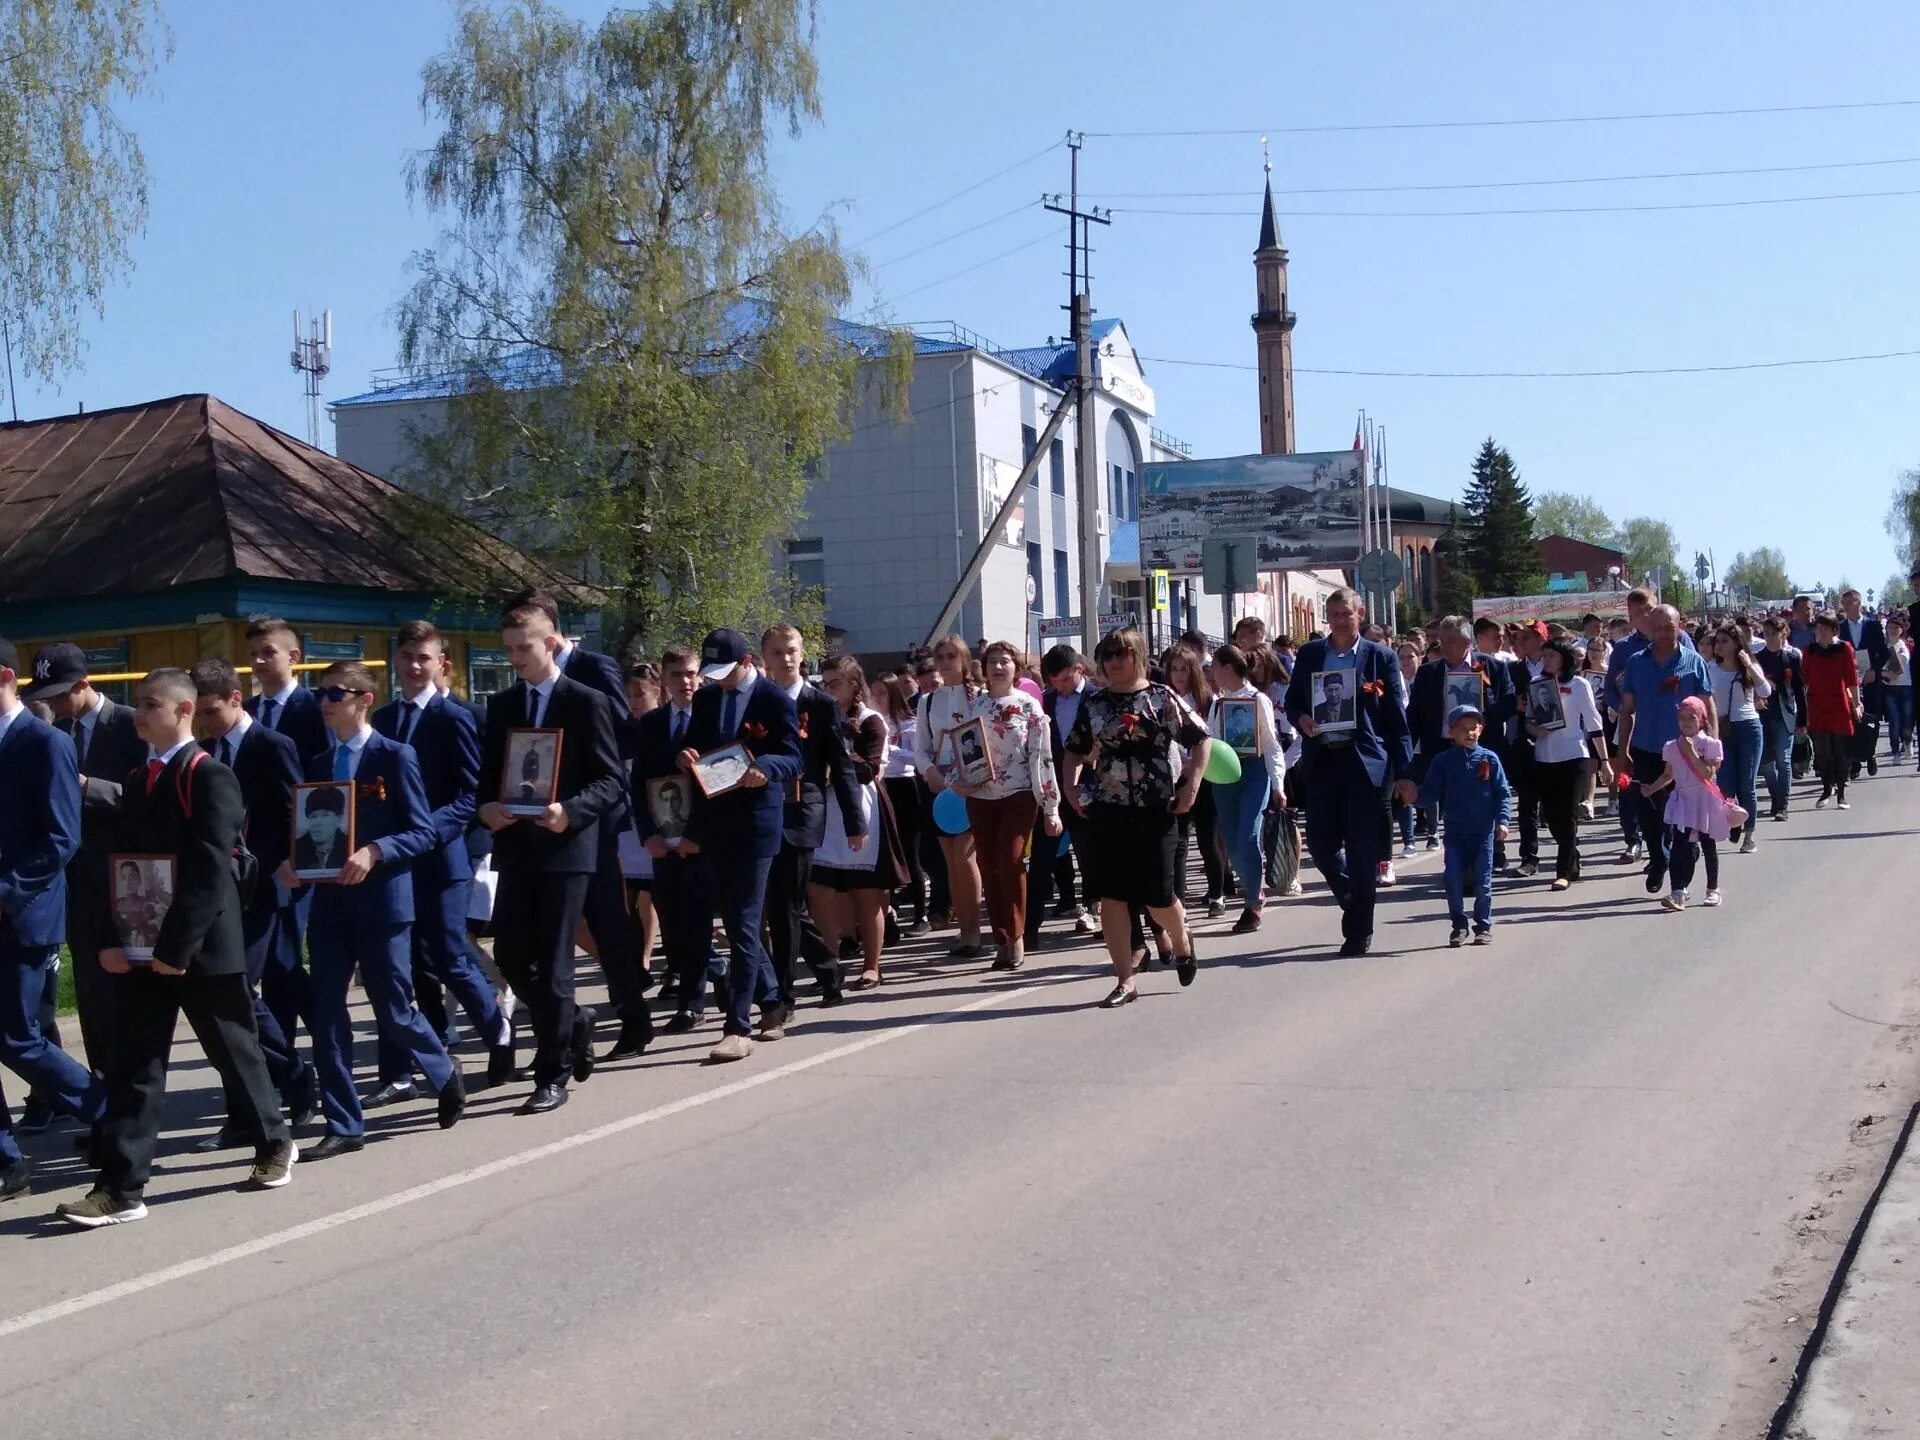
[1202,535,1260,596]
[1151,570,1170,612]
[1024,573,1038,608]
[1355,548,1404,595]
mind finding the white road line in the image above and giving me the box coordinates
[0,976,1068,1342]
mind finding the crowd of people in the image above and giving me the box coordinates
[1,569,1914,1229]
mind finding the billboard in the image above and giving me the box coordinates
[1140,449,1368,576]
[1472,591,1631,623]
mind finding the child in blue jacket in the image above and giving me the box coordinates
[1415,705,1512,946]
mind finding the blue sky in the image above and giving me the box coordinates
[18,0,1920,595]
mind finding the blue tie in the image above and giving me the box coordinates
[262,697,280,731]
[332,743,352,782]
[721,689,738,739]
[671,708,687,747]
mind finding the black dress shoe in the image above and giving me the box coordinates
[662,1010,698,1034]
[487,1038,516,1088]
[191,1124,246,1154]
[305,1134,365,1162]
[16,1101,55,1135]
[605,1013,653,1061]
[571,1006,597,1084]
[438,1067,467,1130]
[519,1083,568,1115]
[1337,936,1373,958]
[288,1064,320,1129]
[818,987,845,1009]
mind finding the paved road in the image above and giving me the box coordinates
[3,772,1917,1440]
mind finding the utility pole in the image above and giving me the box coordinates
[1045,133,1111,657]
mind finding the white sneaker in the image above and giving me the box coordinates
[1837,798,1851,810]
[1400,842,1416,860]
[1377,862,1398,887]
[1283,880,1304,897]
[1578,802,1596,821]
[1702,890,1722,907]
[1738,834,1756,854]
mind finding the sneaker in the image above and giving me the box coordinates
[1400,841,1417,861]
[1617,846,1639,865]
[1471,931,1492,946]
[1702,890,1723,908]
[1771,810,1789,823]
[1815,794,1830,810]
[1,1160,29,1203]
[1516,861,1539,878]
[708,1033,754,1063]
[1837,798,1851,811]
[16,1101,55,1136]
[1549,877,1571,892]
[907,918,932,938]
[1377,861,1398,887]
[1206,898,1227,919]
[756,1004,790,1042]
[246,1139,299,1190]
[1425,835,1440,851]
[1231,908,1261,935]
[1448,928,1467,948]
[1073,909,1097,935]
[1283,880,1304,897]
[1578,802,1596,821]
[55,1187,148,1229]
[1738,833,1756,854]
[1661,894,1686,913]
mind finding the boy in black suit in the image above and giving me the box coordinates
[58,669,296,1229]
[479,597,627,1114]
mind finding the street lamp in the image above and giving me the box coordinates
[1606,564,1622,591]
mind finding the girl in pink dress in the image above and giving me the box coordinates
[1644,696,1740,911]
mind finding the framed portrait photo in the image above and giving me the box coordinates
[1527,676,1567,732]
[109,854,176,964]
[691,742,753,798]
[292,782,356,882]
[951,717,996,787]
[1443,670,1484,721]
[1310,670,1358,735]
[647,773,693,843]
[502,727,564,817]
[1217,695,1260,757]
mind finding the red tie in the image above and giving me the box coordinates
[145,758,164,794]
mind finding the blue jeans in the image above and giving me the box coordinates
[0,945,103,1126]
[1444,834,1495,933]
[1722,717,1763,837]
[1209,765,1270,909]
[1761,711,1795,814]
[1884,685,1913,755]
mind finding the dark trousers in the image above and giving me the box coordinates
[655,849,720,1016]
[713,854,778,1037]
[1302,747,1388,942]
[917,778,950,916]
[1,945,103,1125]
[0,1070,19,1166]
[583,840,650,1021]
[1510,744,1540,864]
[493,871,591,1087]
[1174,783,1224,904]
[1627,748,1671,878]
[310,910,452,1138]
[1812,730,1850,794]
[378,875,503,1085]
[64,892,120,1075]
[767,842,838,1007]
[1533,758,1585,880]
[259,888,313,1064]
[1444,833,1495,933]
[222,898,310,1119]
[1026,807,1082,937]
[1668,827,1719,894]
[99,967,289,1197]
[885,777,928,924]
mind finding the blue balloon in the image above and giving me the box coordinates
[932,787,971,835]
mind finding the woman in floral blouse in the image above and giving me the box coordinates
[954,642,1062,971]
[911,635,986,957]
[1061,626,1210,1007]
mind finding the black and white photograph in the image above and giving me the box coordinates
[1217,695,1260,757]
[691,741,753,798]
[1444,670,1484,721]
[109,854,176,963]
[1527,676,1567,732]
[647,773,693,842]
[952,716,996,787]
[292,782,355,881]
[1310,670,1357,734]
[502,726,563,816]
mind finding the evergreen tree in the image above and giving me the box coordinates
[1462,439,1538,597]
[1433,503,1476,616]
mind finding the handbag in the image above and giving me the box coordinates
[1262,805,1300,894]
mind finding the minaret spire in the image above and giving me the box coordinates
[1251,139,1296,454]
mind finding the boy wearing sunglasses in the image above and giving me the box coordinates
[280,663,467,1159]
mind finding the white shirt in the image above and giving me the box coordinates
[523,675,557,728]
[209,708,253,765]
[1208,683,1286,787]
[0,696,23,744]
[332,725,372,780]
[780,678,805,702]
[1052,679,1086,744]
[149,736,193,767]
[1888,638,1911,688]
[912,685,974,774]
[393,687,434,744]
[72,689,106,753]
[1708,661,1772,723]
[1530,674,1604,765]
[258,679,301,728]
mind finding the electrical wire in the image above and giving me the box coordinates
[1084,98,1920,138]
[1115,187,1920,218]
[1083,154,1920,198]
[1136,350,1920,379]
[883,231,1058,303]
[850,139,1062,249]
[870,200,1040,269]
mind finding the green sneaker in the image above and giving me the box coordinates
[55,1187,148,1229]
[246,1139,299,1190]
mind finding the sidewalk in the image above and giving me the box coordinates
[1781,1101,1920,1440]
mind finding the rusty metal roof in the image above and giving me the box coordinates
[0,393,576,603]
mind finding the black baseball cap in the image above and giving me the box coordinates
[20,641,87,701]
[699,627,750,681]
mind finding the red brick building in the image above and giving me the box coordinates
[1537,534,1630,592]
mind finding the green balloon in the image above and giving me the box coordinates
[1203,737,1243,784]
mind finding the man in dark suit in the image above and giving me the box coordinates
[57,668,296,1228]
[506,589,652,1061]
[1024,645,1091,948]
[0,639,102,1203]
[480,598,628,1114]
[371,621,514,1097]
[1284,589,1415,958]
[281,662,467,1159]
[1837,588,1890,779]
[25,642,144,1081]
[757,623,863,1032]
[633,644,722,1033]
[677,627,802,1064]
[189,659,317,1148]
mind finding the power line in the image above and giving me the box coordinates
[1085,97,1920,138]
[850,138,1062,250]
[1083,154,1920,198]
[870,200,1039,269]
[1137,349,1920,379]
[883,230,1058,303]
[1116,186,1920,218]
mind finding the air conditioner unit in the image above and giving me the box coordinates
[1096,512,1109,537]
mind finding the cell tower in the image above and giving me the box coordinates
[291,308,332,448]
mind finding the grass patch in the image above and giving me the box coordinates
[56,946,77,1015]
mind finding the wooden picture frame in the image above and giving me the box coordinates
[1217,695,1260,757]
[1527,676,1567,733]
[647,773,693,842]
[292,782,356,882]
[109,853,176,964]
[501,727,564,817]
[951,716,996,787]
[691,742,753,798]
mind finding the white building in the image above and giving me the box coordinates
[330,316,1216,659]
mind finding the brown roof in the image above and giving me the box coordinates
[0,393,578,603]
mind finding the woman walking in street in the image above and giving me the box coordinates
[1163,642,1226,916]
[1802,613,1861,810]
[1207,644,1286,932]
[1883,614,1912,760]
[1525,639,1610,890]
[876,674,931,937]
[1061,627,1210,1007]
[913,635,986,957]
[1707,623,1771,853]
[811,657,910,990]
[1755,617,1806,821]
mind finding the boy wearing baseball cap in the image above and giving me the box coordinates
[1415,705,1512,947]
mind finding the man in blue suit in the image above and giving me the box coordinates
[1283,589,1415,957]
[189,658,318,1148]
[371,620,514,1093]
[675,627,802,1063]
[284,662,466,1160]
[0,639,103,1202]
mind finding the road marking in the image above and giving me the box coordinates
[0,976,1072,1342]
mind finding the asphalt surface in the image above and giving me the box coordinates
[3,770,1917,1440]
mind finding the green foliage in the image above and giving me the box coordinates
[1432,503,1476,617]
[1723,547,1792,601]
[0,0,167,409]
[1619,516,1680,592]
[1531,491,1619,548]
[1883,574,1914,610]
[1888,467,1920,573]
[1461,439,1537,597]
[396,0,908,658]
